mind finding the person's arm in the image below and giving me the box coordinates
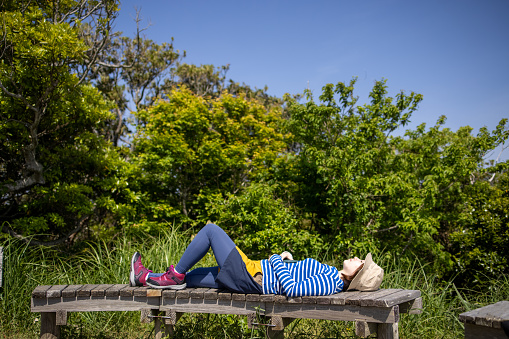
[269,255,343,297]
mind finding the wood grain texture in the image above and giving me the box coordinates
[40,312,60,339]
[32,285,52,299]
[268,303,400,323]
[355,320,377,338]
[61,285,84,298]
[459,301,509,328]
[46,285,68,298]
[119,286,137,297]
[56,310,67,326]
[348,289,401,306]
[376,290,421,307]
[399,297,423,315]
[77,284,99,297]
[105,284,128,297]
[464,323,508,339]
[204,288,219,300]
[378,322,399,339]
[32,294,160,312]
[91,284,115,298]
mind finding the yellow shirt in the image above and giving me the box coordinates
[236,246,262,277]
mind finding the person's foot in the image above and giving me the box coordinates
[146,265,186,289]
[130,252,152,287]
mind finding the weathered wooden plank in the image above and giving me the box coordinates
[61,285,84,298]
[204,288,219,300]
[105,284,128,297]
[274,295,287,304]
[378,322,399,339]
[91,284,115,298]
[260,294,275,302]
[56,310,67,326]
[147,289,162,297]
[337,291,364,305]
[40,312,60,339]
[355,320,377,338]
[32,295,160,312]
[267,303,400,323]
[349,289,402,306]
[176,289,190,299]
[371,289,421,307]
[162,289,176,299]
[231,293,244,301]
[460,301,509,328]
[119,286,137,297]
[464,323,508,339]
[190,288,209,299]
[163,310,183,325]
[301,296,317,304]
[32,285,53,299]
[46,285,68,298]
[153,310,164,339]
[399,297,423,315]
[133,286,149,297]
[140,308,152,323]
[492,306,509,328]
[245,294,259,302]
[316,296,331,305]
[286,296,302,304]
[327,294,346,305]
[77,284,99,297]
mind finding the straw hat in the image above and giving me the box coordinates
[347,253,384,291]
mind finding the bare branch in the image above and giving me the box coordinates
[1,215,89,246]
[0,80,38,113]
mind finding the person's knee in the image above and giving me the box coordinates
[203,222,221,235]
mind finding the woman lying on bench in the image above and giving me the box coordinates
[130,223,383,296]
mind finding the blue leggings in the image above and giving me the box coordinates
[148,224,236,288]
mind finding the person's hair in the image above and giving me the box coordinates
[342,263,364,290]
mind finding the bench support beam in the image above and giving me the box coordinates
[355,320,377,337]
[378,322,399,339]
[40,312,60,339]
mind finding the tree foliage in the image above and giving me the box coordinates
[0,0,121,244]
[283,78,508,273]
[1,0,507,286]
[122,87,288,231]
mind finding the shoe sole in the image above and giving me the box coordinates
[129,252,138,287]
[146,282,187,290]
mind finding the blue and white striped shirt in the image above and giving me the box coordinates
[261,255,344,297]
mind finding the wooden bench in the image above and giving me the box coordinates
[459,301,509,339]
[32,285,422,339]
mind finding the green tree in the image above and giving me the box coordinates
[0,0,122,244]
[91,18,184,146]
[125,87,288,230]
[284,78,508,271]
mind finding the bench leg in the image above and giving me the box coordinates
[163,310,182,338]
[356,321,377,337]
[377,322,399,339]
[40,312,60,339]
[267,316,294,339]
[152,310,164,339]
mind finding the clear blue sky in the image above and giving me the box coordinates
[114,0,508,157]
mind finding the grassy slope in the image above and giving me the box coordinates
[1,229,507,338]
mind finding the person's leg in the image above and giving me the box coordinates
[185,267,220,288]
[175,223,236,273]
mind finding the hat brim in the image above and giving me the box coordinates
[347,253,373,291]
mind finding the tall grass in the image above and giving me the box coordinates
[1,229,508,338]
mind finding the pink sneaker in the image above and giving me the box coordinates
[146,265,186,289]
[130,252,152,287]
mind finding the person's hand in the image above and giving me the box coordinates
[280,251,293,260]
